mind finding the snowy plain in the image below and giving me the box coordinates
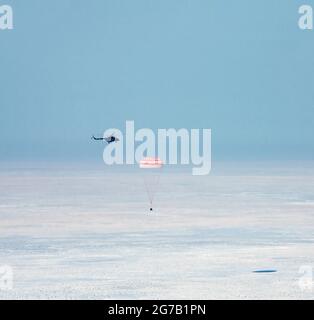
[0,161,313,299]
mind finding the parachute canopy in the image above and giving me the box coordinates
[139,157,163,169]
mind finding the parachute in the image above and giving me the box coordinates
[139,157,163,211]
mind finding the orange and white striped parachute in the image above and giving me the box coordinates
[139,157,163,169]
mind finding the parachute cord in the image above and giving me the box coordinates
[142,168,162,209]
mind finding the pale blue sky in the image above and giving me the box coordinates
[0,0,313,161]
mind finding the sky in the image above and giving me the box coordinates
[0,0,313,162]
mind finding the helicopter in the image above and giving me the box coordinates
[91,133,119,144]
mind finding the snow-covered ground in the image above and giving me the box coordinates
[0,162,313,299]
